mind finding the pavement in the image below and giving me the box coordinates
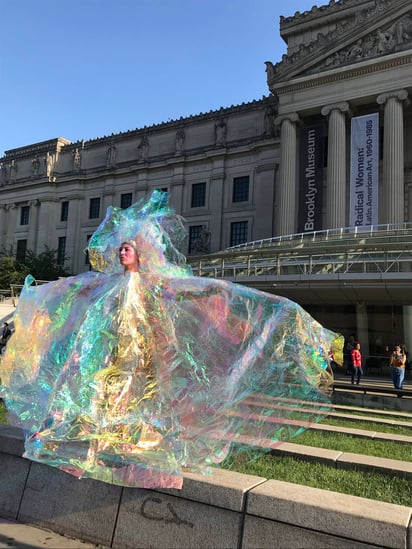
[0,300,15,327]
[0,517,100,549]
[333,366,410,389]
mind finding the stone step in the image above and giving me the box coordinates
[270,441,412,479]
[241,397,412,436]
[327,410,412,428]
[309,421,412,444]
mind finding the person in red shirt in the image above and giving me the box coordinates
[351,341,362,385]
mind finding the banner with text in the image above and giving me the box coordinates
[350,113,379,229]
[298,125,324,233]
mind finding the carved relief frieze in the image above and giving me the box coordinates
[137,133,150,162]
[175,126,185,155]
[280,0,374,28]
[0,162,9,185]
[214,119,227,147]
[72,147,82,171]
[322,13,412,72]
[266,0,407,83]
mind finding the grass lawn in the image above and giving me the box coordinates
[0,400,6,424]
[222,450,412,507]
[295,429,412,461]
[323,417,412,436]
[1,397,411,506]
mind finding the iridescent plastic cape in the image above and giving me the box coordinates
[0,190,343,489]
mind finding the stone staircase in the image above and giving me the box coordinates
[0,394,411,548]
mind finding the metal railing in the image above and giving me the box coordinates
[189,225,412,280]
[226,222,412,252]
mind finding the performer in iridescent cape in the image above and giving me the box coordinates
[0,190,342,489]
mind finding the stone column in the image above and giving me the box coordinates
[402,306,412,358]
[356,302,369,361]
[0,204,6,242]
[376,89,408,224]
[169,167,185,214]
[321,102,350,229]
[103,181,115,213]
[274,113,299,236]
[37,198,57,251]
[27,200,40,253]
[210,160,225,251]
[5,204,18,250]
[65,196,82,274]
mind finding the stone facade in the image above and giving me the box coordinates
[0,0,411,350]
[0,101,278,274]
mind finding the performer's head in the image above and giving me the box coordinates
[119,241,140,272]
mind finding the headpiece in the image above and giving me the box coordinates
[87,190,190,276]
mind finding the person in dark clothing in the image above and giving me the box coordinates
[0,322,12,353]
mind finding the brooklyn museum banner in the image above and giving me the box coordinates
[298,125,324,233]
[349,113,379,229]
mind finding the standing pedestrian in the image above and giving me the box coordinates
[0,322,12,353]
[351,341,362,385]
[390,345,406,389]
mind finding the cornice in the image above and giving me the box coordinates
[273,51,412,95]
[269,0,410,84]
[65,97,277,151]
[3,138,71,159]
[280,0,374,30]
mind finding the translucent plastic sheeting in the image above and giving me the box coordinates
[0,191,343,489]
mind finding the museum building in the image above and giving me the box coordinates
[0,0,411,357]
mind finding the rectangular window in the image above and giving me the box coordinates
[232,176,249,203]
[230,221,248,247]
[188,225,203,254]
[16,239,27,262]
[120,193,133,209]
[60,201,69,222]
[85,234,92,265]
[57,236,66,266]
[89,197,101,219]
[20,205,30,225]
[191,182,206,208]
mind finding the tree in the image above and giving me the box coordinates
[22,246,71,281]
[0,256,28,289]
[0,246,71,289]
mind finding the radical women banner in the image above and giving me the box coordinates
[298,125,324,233]
[350,113,379,229]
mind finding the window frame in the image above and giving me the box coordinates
[188,225,204,254]
[89,197,101,219]
[57,236,66,266]
[20,205,30,226]
[16,239,27,262]
[120,193,133,209]
[230,220,248,247]
[60,201,69,222]
[232,176,250,203]
[191,182,206,208]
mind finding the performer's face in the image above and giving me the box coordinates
[119,243,140,272]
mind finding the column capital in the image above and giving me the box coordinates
[377,89,408,106]
[321,101,351,117]
[275,112,300,126]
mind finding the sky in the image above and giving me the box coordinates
[0,0,320,156]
